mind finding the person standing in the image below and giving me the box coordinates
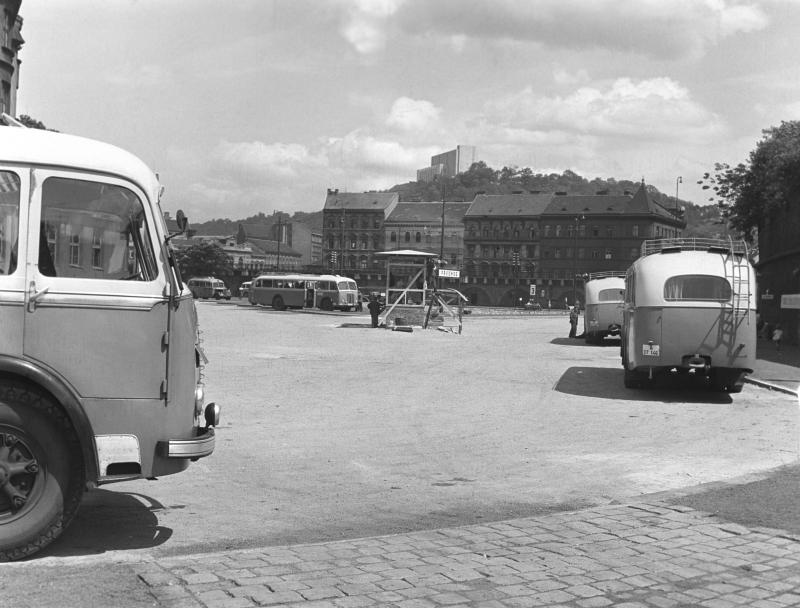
[772,323,784,352]
[568,305,579,338]
[367,294,382,328]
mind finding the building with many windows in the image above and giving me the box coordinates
[462,192,552,307]
[461,183,686,307]
[0,0,23,116]
[322,189,398,282]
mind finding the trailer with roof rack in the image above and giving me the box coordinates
[621,237,756,392]
[583,271,626,344]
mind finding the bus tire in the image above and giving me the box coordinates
[320,297,333,311]
[0,382,84,562]
[272,295,285,311]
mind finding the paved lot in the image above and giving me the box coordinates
[131,499,800,607]
[4,305,799,607]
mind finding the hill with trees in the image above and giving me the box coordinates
[189,163,724,238]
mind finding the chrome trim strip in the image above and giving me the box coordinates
[161,428,215,459]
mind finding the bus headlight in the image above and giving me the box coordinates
[195,385,205,416]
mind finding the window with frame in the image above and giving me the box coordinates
[0,170,20,275]
[404,232,410,243]
[39,177,157,280]
[664,275,731,302]
[632,224,639,237]
[91,232,103,269]
[555,225,562,237]
[390,231,397,242]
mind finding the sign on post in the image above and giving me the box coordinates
[438,269,460,278]
[529,285,536,296]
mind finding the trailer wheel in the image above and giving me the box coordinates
[272,295,286,310]
[320,297,333,311]
[0,382,84,561]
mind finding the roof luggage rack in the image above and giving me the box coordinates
[587,271,626,280]
[641,237,747,257]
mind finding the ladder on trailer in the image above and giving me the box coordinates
[719,237,751,349]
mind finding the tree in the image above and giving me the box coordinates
[16,115,57,131]
[173,241,233,279]
[700,120,800,243]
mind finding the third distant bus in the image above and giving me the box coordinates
[248,273,358,311]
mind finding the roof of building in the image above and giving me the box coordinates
[387,201,472,224]
[324,190,399,211]
[542,183,684,224]
[465,193,553,217]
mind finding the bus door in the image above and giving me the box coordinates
[305,282,315,308]
[0,167,27,359]
[23,172,169,401]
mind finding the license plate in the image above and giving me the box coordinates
[642,344,660,356]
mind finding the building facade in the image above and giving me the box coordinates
[322,190,399,289]
[756,201,800,345]
[461,193,552,307]
[416,145,477,183]
[461,184,686,307]
[0,0,23,116]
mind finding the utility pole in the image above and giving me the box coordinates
[340,206,345,275]
[275,213,282,271]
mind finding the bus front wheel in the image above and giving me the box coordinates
[272,295,286,311]
[0,382,84,561]
[320,298,333,311]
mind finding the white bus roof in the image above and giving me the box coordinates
[0,127,160,199]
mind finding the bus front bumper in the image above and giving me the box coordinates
[160,403,220,460]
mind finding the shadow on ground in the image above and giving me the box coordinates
[31,489,172,560]
[555,366,734,404]
[666,463,800,535]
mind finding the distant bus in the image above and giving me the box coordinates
[187,277,231,300]
[248,274,358,311]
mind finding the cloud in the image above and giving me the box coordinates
[213,140,328,182]
[104,64,170,87]
[395,0,769,60]
[386,97,442,132]
[484,77,725,142]
[339,0,405,54]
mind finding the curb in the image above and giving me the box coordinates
[744,376,799,397]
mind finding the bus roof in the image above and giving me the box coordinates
[0,127,161,199]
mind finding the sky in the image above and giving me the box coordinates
[14,0,800,222]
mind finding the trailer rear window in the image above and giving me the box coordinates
[598,288,624,302]
[664,275,731,302]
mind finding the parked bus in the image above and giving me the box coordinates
[187,276,231,300]
[621,238,756,392]
[583,272,625,344]
[314,274,358,311]
[0,120,219,560]
[248,273,358,311]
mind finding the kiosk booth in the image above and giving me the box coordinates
[374,249,468,332]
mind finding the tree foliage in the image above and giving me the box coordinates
[16,115,57,131]
[700,120,800,243]
[173,241,233,279]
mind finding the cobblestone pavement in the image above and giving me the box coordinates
[134,500,800,607]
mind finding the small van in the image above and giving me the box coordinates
[621,238,756,392]
[187,276,231,300]
[239,281,251,298]
[583,272,625,344]
[0,118,219,560]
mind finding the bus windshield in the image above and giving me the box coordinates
[598,288,625,302]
